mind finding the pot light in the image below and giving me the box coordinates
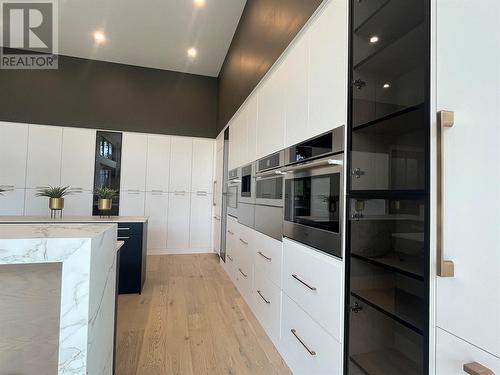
[194,0,206,7]
[187,47,197,58]
[369,35,379,43]
[93,31,106,44]
[383,83,390,88]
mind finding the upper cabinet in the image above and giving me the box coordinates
[191,138,214,193]
[169,137,193,192]
[60,127,96,191]
[145,134,171,192]
[0,122,28,188]
[245,95,258,164]
[257,63,286,159]
[284,33,310,147]
[26,125,63,188]
[309,0,347,136]
[121,132,148,192]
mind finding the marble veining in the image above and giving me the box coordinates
[0,223,118,375]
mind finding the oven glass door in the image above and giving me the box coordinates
[284,172,340,233]
[256,176,283,201]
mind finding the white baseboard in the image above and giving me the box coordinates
[148,248,215,255]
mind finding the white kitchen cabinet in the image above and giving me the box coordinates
[167,192,191,249]
[257,63,286,159]
[254,231,283,288]
[308,0,347,137]
[284,33,309,148]
[145,135,171,192]
[121,132,148,192]
[119,191,145,216]
[212,146,223,254]
[145,191,169,250]
[436,328,500,375]
[63,191,93,216]
[245,94,258,165]
[189,192,212,249]
[282,238,343,342]
[0,122,28,188]
[26,125,63,188]
[169,137,193,193]
[0,188,25,215]
[60,128,96,190]
[280,293,343,375]
[228,110,246,169]
[24,188,50,216]
[435,0,500,359]
[191,139,214,193]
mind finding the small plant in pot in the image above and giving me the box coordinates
[95,186,118,212]
[36,186,73,218]
[0,187,5,195]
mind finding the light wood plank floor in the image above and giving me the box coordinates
[115,254,291,375]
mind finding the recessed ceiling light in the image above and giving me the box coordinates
[383,83,390,88]
[370,35,379,43]
[187,47,197,58]
[194,0,206,7]
[93,31,106,44]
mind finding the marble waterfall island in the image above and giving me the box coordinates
[0,223,118,375]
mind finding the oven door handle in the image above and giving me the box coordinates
[255,170,285,180]
[282,158,343,173]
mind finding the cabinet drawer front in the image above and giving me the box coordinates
[282,239,343,341]
[118,223,143,236]
[253,269,282,345]
[436,328,500,374]
[235,261,252,302]
[254,231,283,288]
[280,293,342,375]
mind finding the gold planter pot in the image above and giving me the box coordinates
[49,197,64,210]
[98,198,113,211]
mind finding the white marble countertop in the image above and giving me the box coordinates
[0,215,148,223]
[0,223,116,239]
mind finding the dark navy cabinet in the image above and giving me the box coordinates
[117,222,147,294]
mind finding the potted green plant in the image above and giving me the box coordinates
[36,186,72,216]
[0,187,5,195]
[95,186,118,211]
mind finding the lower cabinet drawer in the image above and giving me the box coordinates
[235,261,252,303]
[282,238,343,341]
[254,231,283,288]
[252,269,282,346]
[280,293,342,375]
[436,328,500,374]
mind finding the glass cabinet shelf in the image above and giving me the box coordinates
[352,252,424,281]
[351,348,423,375]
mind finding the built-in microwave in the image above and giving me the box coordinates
[226,168,239,218]
[283,127,344,258]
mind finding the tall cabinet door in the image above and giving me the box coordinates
[60,128,96,190]
[145,191,169,250]
[121,132,147,192]
[0,122,28,188]
[436,0,500,361]
[189,193,212,249]
[191,139,214,194]
[26,125,63,188]
[146,135,171,192]
[167,192,191,250]
[169,137,193,193]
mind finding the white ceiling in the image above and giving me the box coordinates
[58,0,247,77]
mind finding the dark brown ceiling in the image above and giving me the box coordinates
[217,0,324,133]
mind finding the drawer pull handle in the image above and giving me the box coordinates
[117,237,130,240]
[292,274,317,291]
[227,255,233,262]
[239,238,248,245]
[228,230,234,235]
[290,329,316,356]
[257,290,270,304]
[464,362,495,375]
[257,251,271,261]
[238,268,248,278]
[118,227,130,231]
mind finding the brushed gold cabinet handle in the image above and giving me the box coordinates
[437,110,455,277]
[464,362,495,375]
[290,329,316,356]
